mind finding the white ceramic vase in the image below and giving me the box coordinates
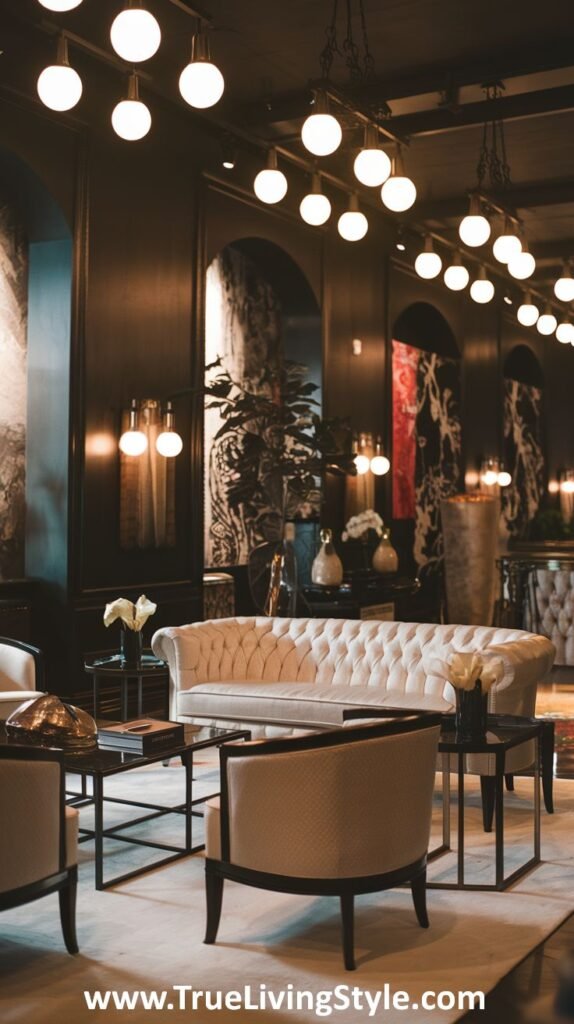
[311,529,343,587]
[372,529,399,574]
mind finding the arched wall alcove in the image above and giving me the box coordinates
[391,300,462,587]
[502,344,545,536]
[204,237,322,610]
[0,144,73,585]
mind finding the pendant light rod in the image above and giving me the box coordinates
[39,23,154,80]
[164,0,213,24]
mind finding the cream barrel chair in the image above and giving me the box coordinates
[0,638,44,720]
[0,744,79,953]
[204,714,441,971]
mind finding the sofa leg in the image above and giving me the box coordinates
[204,866,224,945]
[59,867,79,955]
[340,893,355,971]
[505,773,514,792]
[411,869,429,929]
[480,777,496,833]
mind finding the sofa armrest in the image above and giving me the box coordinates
[152,625,203,719]
[486,632,555,696]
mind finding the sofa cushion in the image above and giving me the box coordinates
[177,681,453,729]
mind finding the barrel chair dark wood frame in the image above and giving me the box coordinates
[0,744,78,954]
[204,713,441,971]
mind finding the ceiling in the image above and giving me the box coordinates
[3,0,574,294]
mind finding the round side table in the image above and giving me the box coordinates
[84,652,169,722]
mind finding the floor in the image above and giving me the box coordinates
[462,668,574,1022]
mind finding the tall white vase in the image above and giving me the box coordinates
[441,495,499,625]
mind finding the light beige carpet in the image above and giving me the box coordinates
[1,768,573,1024]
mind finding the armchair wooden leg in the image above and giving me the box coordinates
[204,865,224,945]
[505,773,514,792]
[480,776,496,833]
[340,893,356,971]
[411,869,429,928]
[59,867,79,955]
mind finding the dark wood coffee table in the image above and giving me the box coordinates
[0,723,250,891]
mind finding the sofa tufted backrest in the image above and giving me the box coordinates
[152,617,555,710]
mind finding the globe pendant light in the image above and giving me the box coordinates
[443,250,469,291]
[381,148,416,212]
[497,468,512,487]
[508,242,535,280]
[337,194,368,241]
[492,216,522,264]
[554,261,574,303]
[353,125,391,187]
[537,304,558,335]
[179,28,225,109]
[299,173,331,226]
[110,1,161,63]
[119,400,148,456]
[459,194,491,247]
[112,74,151,140]
[156,402,183,457]
[38,0,83,9]
[253,149,288,205]
[370,438,390,476]
[516,291,539,327]
[470,265,495,304]
[414,235,442,279]
[37,36,83,112]
[556,317,574,344]
[301,91,342,157]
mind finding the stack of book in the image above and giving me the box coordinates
[98,719,184,754]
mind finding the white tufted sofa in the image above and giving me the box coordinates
[529,569,574,666]
[152,617,554,739]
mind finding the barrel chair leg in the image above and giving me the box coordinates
[204,865,224,944]
[59,867,79,955]
[505,773,515,792]
[480,777,496,833]
[340,893,356,971]
[411,869,429,928]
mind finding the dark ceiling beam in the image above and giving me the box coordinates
[390,84,574,137]
[409,179,574,221]
[239,40,574,129]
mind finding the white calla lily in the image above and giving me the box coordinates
[103,594,157,632]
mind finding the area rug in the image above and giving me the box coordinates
[1,768,574,1024]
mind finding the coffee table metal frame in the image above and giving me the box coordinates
[64,725,251,891]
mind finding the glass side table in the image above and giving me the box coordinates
[431,715,550,892]
[84,652,169,721]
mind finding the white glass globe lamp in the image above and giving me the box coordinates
[353,125,391,187]
[253,150,288,205]
[299,174,331,226]
[156,403,183,457]
[301,91,342,157]
[470,265,495,304]
[110,3,161,63]
[112,74,151,140]
[381,149,416,212]
[459,194,491,247]
[554,262,574,303]
[443,250,469,291]
[414,236,442,279]
[179,30,224,109]
[119,401,148,456]
[516,291,539,327]
[337,195,368,241]
[37,36,83,112]
[537,304,558,335]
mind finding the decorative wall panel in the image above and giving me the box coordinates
[392,340,462,574]
[502,378,544,536]
[0,204,28,579]
[205,246,282,567]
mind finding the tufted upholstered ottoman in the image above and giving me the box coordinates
[152,617,554,745]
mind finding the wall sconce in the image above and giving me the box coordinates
[370,437,390,476]
[479,457,512,490]
[352,338,363,356]
[353,434,371,475]
[156,401,183,457]
[119,399,148,456]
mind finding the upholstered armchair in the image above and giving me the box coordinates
[0,638,44,720]
[204,714,441,970]
[0,744,79,953]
